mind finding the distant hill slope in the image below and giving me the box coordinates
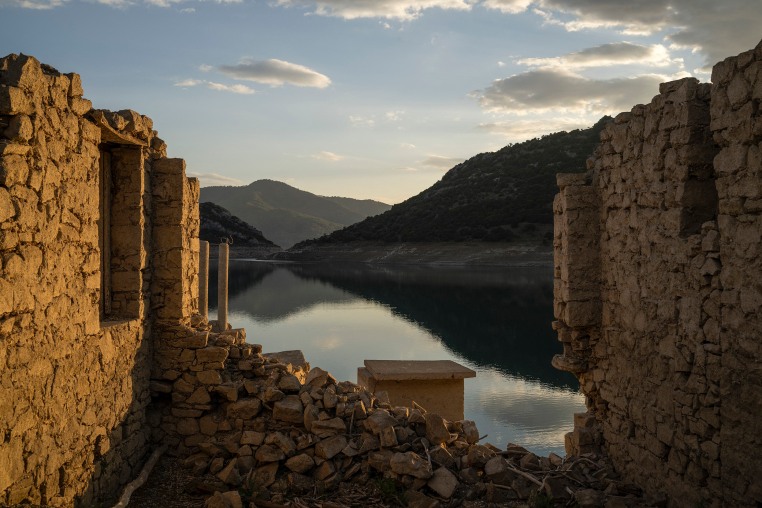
[296,117,610,247]
[200,201,279,249]
[199,180,391,248]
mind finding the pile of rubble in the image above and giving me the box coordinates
[151,322,659,508]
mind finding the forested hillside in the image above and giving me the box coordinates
[297,117,610,246]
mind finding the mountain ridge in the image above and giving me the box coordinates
[293,117,611,249]
[199,202,282,258]
[200,179,391,248]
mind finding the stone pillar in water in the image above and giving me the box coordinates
[199,240,209,320]
[217,242,229,331]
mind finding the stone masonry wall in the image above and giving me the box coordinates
[554,41,762,506]
[711,44,762,505]
[0,54,199,506]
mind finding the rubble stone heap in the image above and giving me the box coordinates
[149,317,657,508]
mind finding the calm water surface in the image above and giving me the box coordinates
[209,260,585,456]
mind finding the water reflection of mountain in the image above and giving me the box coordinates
[210,261,576,388]
[210,261,356,322]
[286,264,576,388]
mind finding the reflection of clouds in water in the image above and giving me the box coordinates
[463,367,585,452]
[234,303,434,382]
[226,267,357,323]
[313,335,342,351]
[223,263,582,456]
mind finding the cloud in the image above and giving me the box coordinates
[174,79,255,95]
[518,42,677,69]
[187,172,245,187]
[174,78,202,87]
[349,115,375,127]
[400,143,416,149]
[477,118,590,141]
[273,0,472,20]
[6,0,247,7]
[4,0,67,7]
[218,58,331,88]
[385,110,405,122]
[476,68,665,116]
[483,0,762,67]
[481,0,532,13]
[206,81,255,94]
[348,111,406,128]
[311,150,344,161]
[421,155,465,170]
[145,0,241,5]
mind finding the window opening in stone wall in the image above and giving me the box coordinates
[99,148,112,319]
[678,178,718,237]
[98,143,143,321]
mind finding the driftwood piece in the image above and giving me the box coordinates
[111,445,168,508]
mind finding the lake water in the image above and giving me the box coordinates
[208,260,585,456]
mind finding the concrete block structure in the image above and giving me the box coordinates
[358,360,476,421]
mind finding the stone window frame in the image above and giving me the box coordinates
[99,147,113,318]
[98,139,146,323]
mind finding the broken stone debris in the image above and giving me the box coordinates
[157,318,653,508]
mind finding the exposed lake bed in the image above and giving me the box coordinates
[209,259,585,456]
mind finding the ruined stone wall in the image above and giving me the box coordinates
[711,45,762,505]
[554,41,762,506]
[0,54,199,506]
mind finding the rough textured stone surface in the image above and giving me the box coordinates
[554,40,762,507]
[273,396,304,424]
[390,452,433,479]
[427,466,458,498]
[0,53,199,507]
[424,413,450,445]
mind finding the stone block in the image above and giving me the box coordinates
[309,417,346,438]
[4,114,33,142]
[0,85,33,115]
[70,97,92,116]
[1,154,29,187]
[226,399,261,420]
[196,346,229,363]
[0,187,15,223]
[167,331,208,349]
[176,418,199,436]
[216,459,241,486]
[315,435,347,460]
[424,413,450,445]
[390,451,433,479]
[562,300,600,328]
[427,467,458,498]
[241,431,265,446]
[197,370,222,385]
[285,453,314,474]
[273,396,303,424]
[254,445,284,463]
[249,462,278,489]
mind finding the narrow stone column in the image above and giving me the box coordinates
[217,242,229,331]
[199,240,209,320]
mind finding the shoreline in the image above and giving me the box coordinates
[266,241,553,267]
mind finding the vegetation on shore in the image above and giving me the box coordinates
[295,117,611,248]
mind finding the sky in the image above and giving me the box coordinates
[2,0,761,204]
